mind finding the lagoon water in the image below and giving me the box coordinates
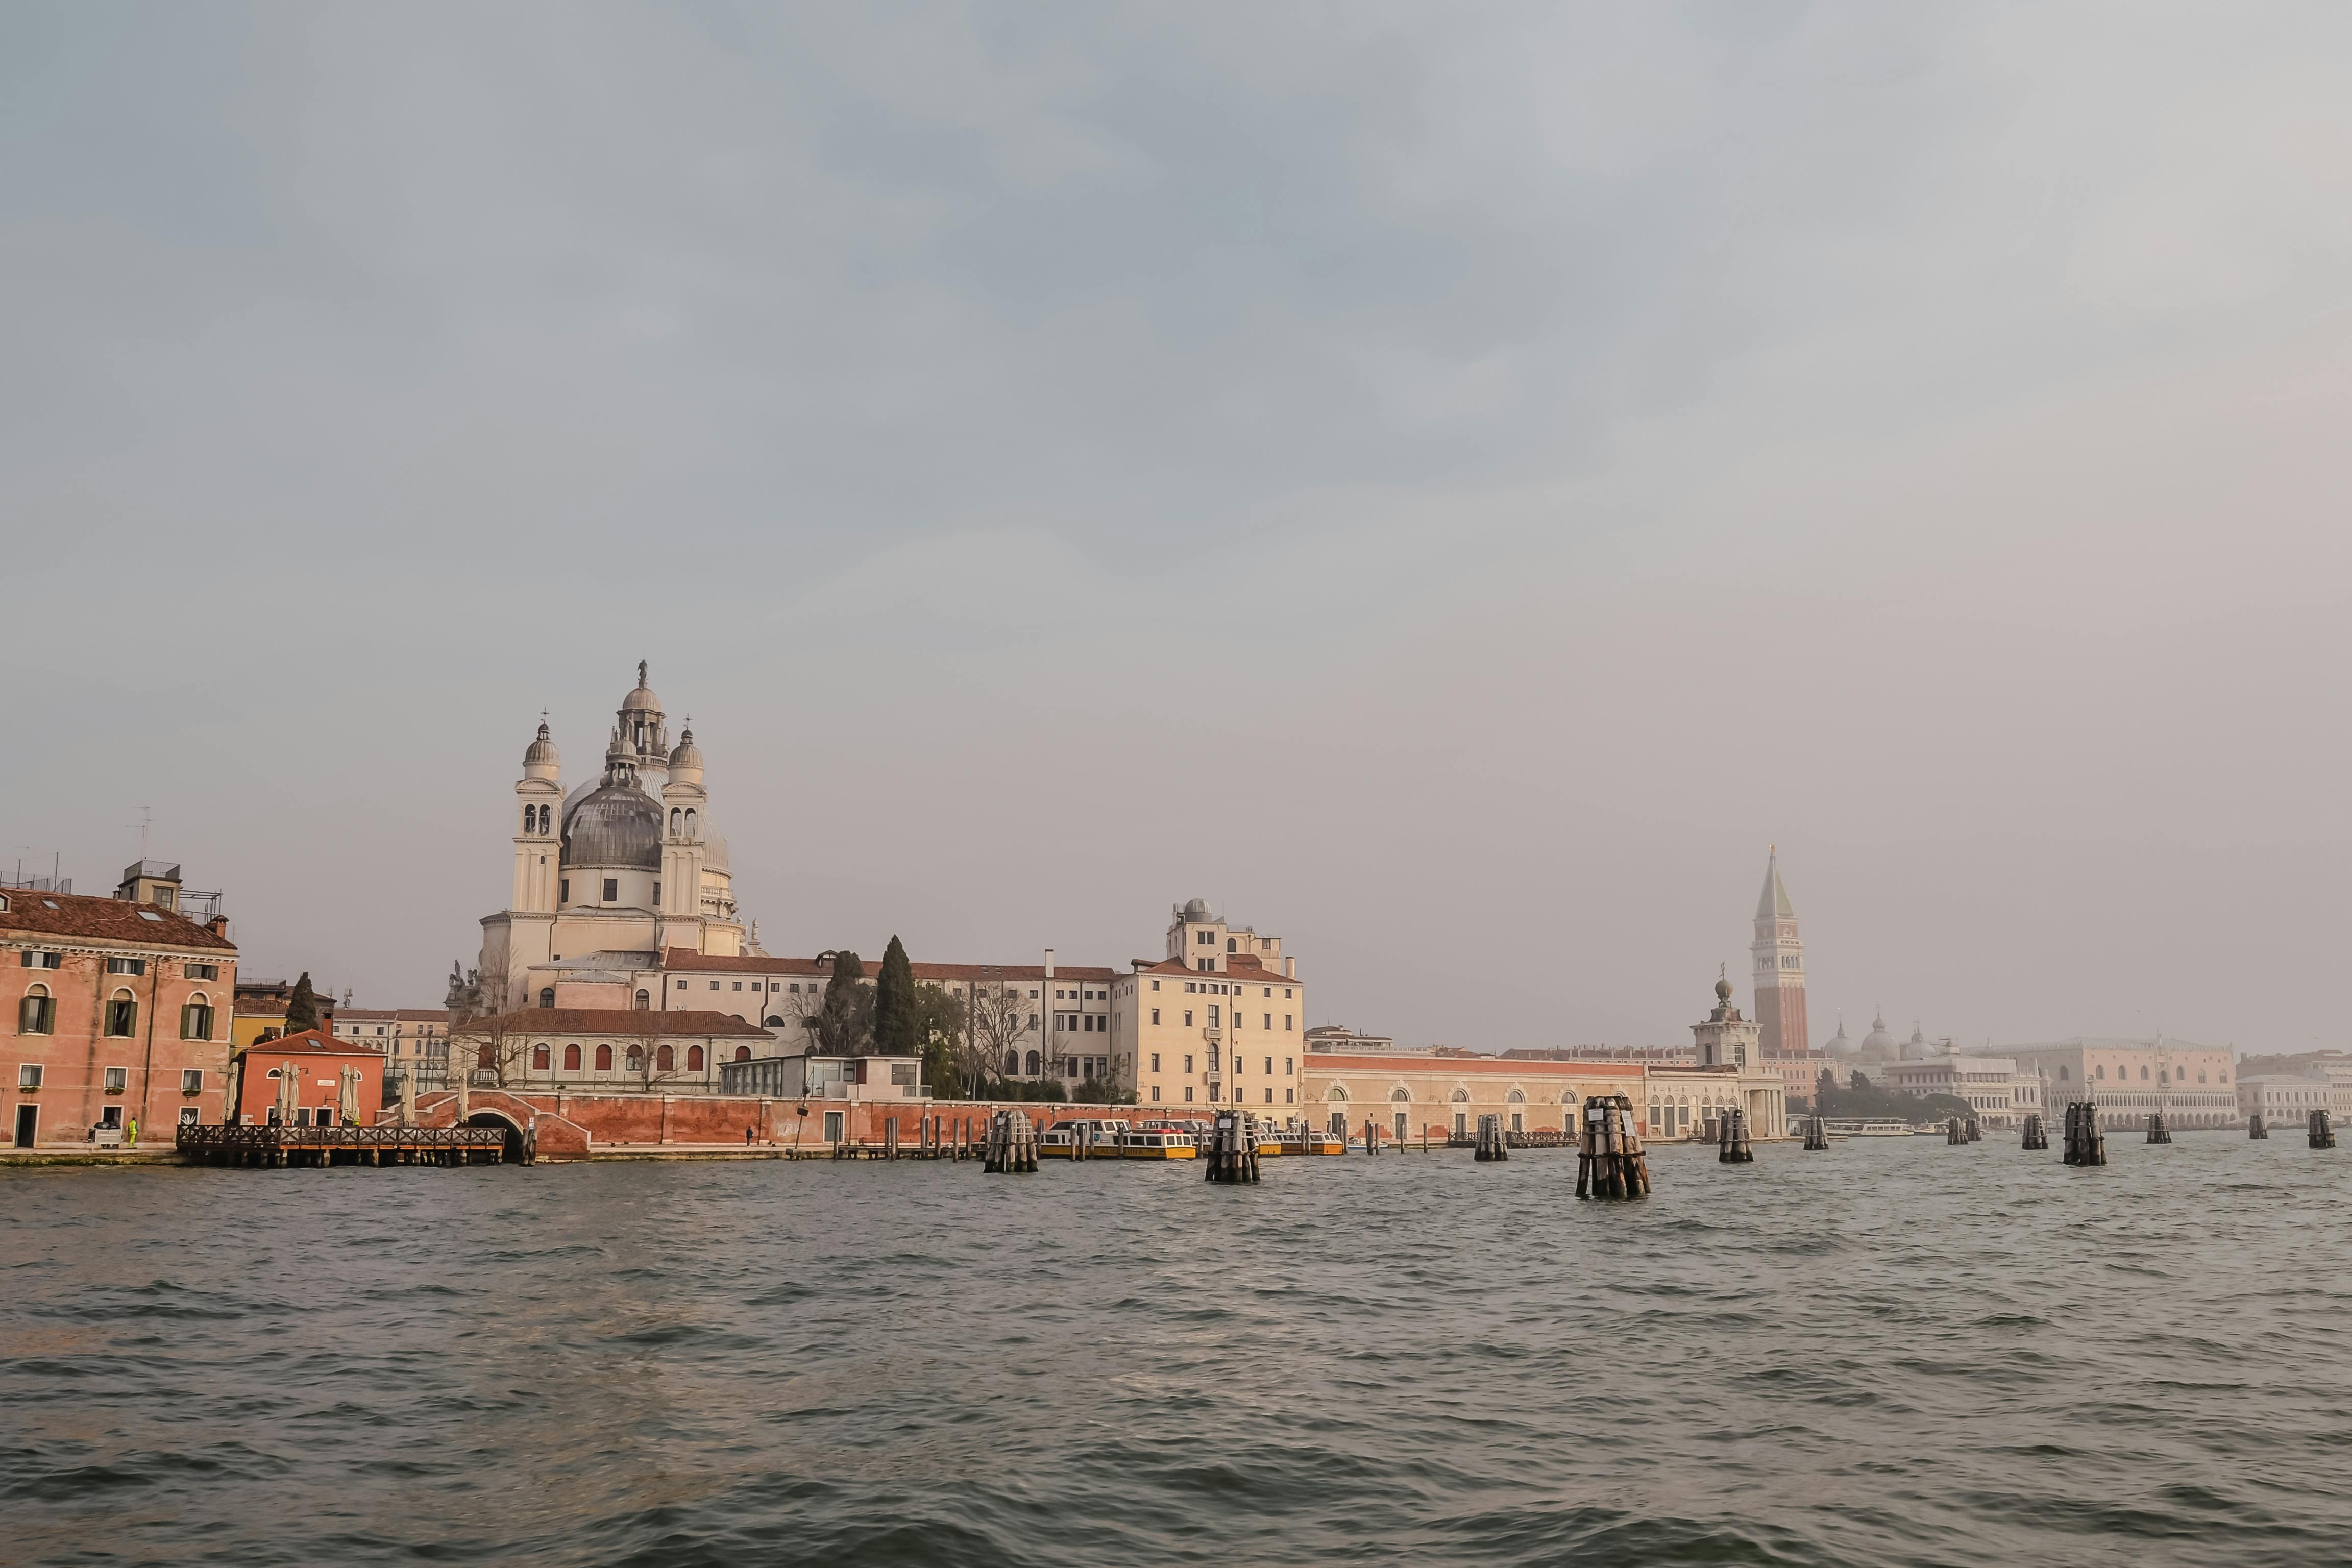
[6,1134,2351,1566]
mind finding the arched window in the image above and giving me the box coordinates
[1326,1085,1348,1102]
[1226,937,1236,951]
[2140,1065,2150,1080]
[477,1043,495,1068]
[2059,1065,2070,1081]
[683,808,697,838]
[104,989,137,1037]
[538,988,555,1009]
[633,990,649,1010]
[625,1046,644,1072]
[733,1045,751,1063]
[1450,1087,1470,1103]
[1026,1050,1042,1076]
[595,1044,612,1070]
[669,808,681,835]
[687,1045,704,1071]
[564,1043,581,1070]
[656,1044,674,1071]
[19,984,55,1035]
[764,1015,785,1027]
[1506,1089,1526,1104]
[1390,1087,1410,1104]
[181,992,214,1041]
[533,1044,550,1070]
[1004,1050,1019,1076]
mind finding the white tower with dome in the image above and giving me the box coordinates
[472,665,753,1016]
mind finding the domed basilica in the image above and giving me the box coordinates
[468,664,758,1016]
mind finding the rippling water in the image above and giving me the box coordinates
[6,1134,2351,1565]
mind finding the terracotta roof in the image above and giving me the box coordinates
[659,948,1118,983]
[0,888,236,952]
[339,1008,449,1023]
[459,1007,771,1038]
[230,1028,379,1062]
[1305,1052,1644,1077]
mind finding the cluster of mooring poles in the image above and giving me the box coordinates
[2146,1111,2173,1144]
[2249,1111,2268,1140]
[983,1109,1039,1173]
[2062,1101,2108,1166]
[1803,1114,1829,1151]
[1718,1107,1754,1163]
[1575,1093,1650,1199]
[2311,1109,2336,1149]
[1946,1117,1966,1146]
[2021,1113,2049,1150]
[1474,1113,1509,1162]
[1362,1117,1383,1155]
[1205,1110,1261,1183]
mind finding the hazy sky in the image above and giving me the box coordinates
[6,3,2349,1055]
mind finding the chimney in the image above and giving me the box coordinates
[208,915,230,940]
[1285,957,1297,979]
[1043,947,1055,981]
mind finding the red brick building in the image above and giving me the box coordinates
[229,1028,387,1128]
[3,879,237,1148]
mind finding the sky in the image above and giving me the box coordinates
[5,2,2349,1056]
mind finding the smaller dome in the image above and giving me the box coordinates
[1860,1009,1896,1056]
[1826,1019,1856,1058]
[1714,975,1734,1002]
[622,659,662,714]
[1182,897,1212,919]
[523,722,558,768]
[669,726,703,771]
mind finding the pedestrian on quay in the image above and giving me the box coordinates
[744,1125,754,1145]
[127,1117,139,1148]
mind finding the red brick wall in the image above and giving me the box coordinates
[390,1090,1160,1154]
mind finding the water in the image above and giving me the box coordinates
[5,1135,2350,1566]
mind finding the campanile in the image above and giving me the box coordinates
[1750,847,1808,1058]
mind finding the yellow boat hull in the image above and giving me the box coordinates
[1120,1145,1197,1159]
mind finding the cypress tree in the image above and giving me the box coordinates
[874,936,917,1057]
[285,972,321,1033]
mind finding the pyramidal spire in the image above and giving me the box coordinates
[1755,845,1796,921]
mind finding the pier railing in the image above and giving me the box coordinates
[176,1123,517,1167]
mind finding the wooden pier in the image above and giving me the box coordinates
[175,1123,518,1167]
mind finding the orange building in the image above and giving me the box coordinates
[4,875,237,1149]
[229,1029,387,1128]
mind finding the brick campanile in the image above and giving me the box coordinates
[1749,847,1808,1058]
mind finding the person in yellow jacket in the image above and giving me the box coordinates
[126,1116,139,1148]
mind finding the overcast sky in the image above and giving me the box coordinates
[6,3,2348,1055]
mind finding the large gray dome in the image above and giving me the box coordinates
[563,783,662,869]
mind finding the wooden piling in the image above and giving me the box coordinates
[2310,1108,2336,1149]
[2062,1101,2108,1166]
[1802,1114,1829,1151]
[1576,1093,1650,1199]
[1206,1110,1262,1183]
[2145,1111,2171,1144]
[2020,1113,2048,1150]
[2248,1111,2267,1139]
[1474,1113,1509,1162]
[1718,1107,1754,1163]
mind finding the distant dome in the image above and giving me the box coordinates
[1182,897,1212,919]
[563,782,662,870]
[1860,1010,1896,1056]
[668,727,703,771]
[1826,1019,1857,1058]
[523,722,558,768]
[1902,1025,1933,1061]
[1714,975,1734,1002]
[622,659,662,715]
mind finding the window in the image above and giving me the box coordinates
[1285,1015,1293,1030]
[709,981,720,991]
[652,881,660,903]
[595,1044,613,1070]
[634,990,649,1010]
[1028,1014,1038,1028]
[1025,1050,1041,1076]
[1184,1087,1195,1101]
[181,1000,214,1040]
[1264,1014,1272,1031]
[1150,1052,1161,1072]
[677,979,689,990]
[105,992,137,1037]
[533,1045,550,1070]
[1264,1088,1273,1104]
[603,878,619,902]
[19,1064,42,1089]
[560,879,570,902]
[733,1046,751,1063]
[1150,1087,1161,1102]
[186,962,218,981]
[687,1046,704,1070]
[18,987,54,1035]
[732,982,743,992]
[538,988,555,1009]
[565,1043,582,1070]
[181,1068,203,1094]
[1185,1054,1195,1074]
[178,1106,198,1126]
[1264,1057,1273,1075]
[107,957,146,976]
[104,1067,128,1093]
[1285,1057,1294,1075]
[1285,1088,1294,1104]
[21,950,61,970]
[1151,979,1160,991]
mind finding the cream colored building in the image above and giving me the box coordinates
[1306,1051,1649,1141]
[472,665,751,1017]
[1880,1054,2042,1129]
[1982,1037,2236,1129]
[1113,900,1303,1112]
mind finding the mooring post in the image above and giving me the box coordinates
[2310,1108,2336,1149]
[2249,1111,2267,1139]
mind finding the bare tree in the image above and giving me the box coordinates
[619,1008,688,1093]
[787,952,873,1056]
[960,979,1032,1099]
[454,1010,533,1090]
